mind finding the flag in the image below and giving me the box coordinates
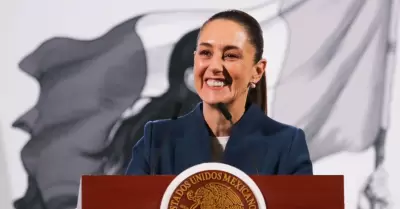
[12,16,148,209]
[12,9,205,208]
[269,0,397,161]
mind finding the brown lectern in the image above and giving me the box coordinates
[80,175,344,209]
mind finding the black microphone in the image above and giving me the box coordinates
[216,102,260,175]
[150,84,189,175]
[216,102,233,125]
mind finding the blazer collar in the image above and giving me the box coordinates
[173,102,278,174]
[191,102,266,136]
[182,102,267,155]
[174,102,269,173]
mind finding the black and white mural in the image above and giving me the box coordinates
[0,0,399,209]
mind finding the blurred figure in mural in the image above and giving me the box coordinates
[11,0,398,209]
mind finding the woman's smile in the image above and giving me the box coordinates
[204,77,231,91]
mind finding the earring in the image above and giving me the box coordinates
[249,82,256,88]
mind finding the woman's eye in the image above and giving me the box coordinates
[199,50,212,57]
[224,53,239,59]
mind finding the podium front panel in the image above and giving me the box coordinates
[81,175,344,209]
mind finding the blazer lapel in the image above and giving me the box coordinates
[174,102,272,174]
[223,103,269,174]
[174,103,212,173]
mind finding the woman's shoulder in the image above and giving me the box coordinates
[245,103,303,137]
[254,112,306,145]
[271,116,303,132]
[142,108,196,136]
[262,115,300,132]
[258,117,312,174]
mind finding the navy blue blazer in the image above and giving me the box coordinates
[126,102,313,175]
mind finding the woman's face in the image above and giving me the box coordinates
[194,19,265,106]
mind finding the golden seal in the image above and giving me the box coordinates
[161,163,266,209]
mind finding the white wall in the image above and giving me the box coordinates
[0,123,13,209]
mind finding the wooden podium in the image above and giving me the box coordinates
[80,175,344,209]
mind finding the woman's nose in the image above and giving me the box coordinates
[208,56,224,74]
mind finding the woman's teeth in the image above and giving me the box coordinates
[207,79,226,87]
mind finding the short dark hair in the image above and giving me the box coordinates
[199,9,267,113]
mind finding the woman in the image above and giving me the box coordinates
[126,9,313,175]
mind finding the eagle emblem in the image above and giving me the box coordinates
[186,182,244,209]
[161,164,265,209]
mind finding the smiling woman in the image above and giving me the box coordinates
[194,11,268,134]
[126,9,313,176]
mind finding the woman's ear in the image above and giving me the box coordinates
[252,58,267,83]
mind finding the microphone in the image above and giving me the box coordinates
[216,102,233,125]
[217,65,249,125]
[216,102,260,175]
[150,84,189,175]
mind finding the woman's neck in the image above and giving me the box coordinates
[203,97,247,137]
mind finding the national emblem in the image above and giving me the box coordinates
[186,182,244,209]
[160,163,267,209]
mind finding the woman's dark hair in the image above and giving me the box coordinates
[199,9,267,113]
